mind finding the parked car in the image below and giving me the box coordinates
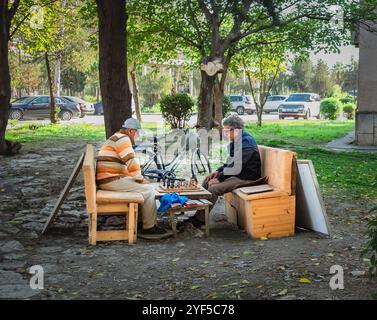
[94,99,136,115]
[228,95,255,115]
[263,95,287,113]
[62,96,94,115]
[278,93,321,119]
[9,95,81,121]
[11,96,31,104]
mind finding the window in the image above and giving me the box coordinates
[286,94,311,102]
[55,97,63,104]
[32,96,49,104]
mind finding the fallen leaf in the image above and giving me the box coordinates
[299,278,311,284]
[230,255,240,259]
[241,280,250,284]
[191,285,202,290]
[326,253,335,257]
[172,257,180,262]
[260,236,268,241]
[243,251,252,256]
[277,288,288,296]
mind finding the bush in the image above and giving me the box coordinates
[328,84,347,99]
[160,93,194,128]
[320,98,342,120]
[141,103,161,114]
[222,95,232,117]
[84,95,98,103]
[340,95,355,105]
[342,102,356,120]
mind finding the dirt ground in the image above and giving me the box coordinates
[0,140,376,300]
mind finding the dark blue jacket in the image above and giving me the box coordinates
[217,131,261,182]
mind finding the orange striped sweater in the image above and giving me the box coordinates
[96,132,142,185]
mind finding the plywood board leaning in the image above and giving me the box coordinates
[42,152,85,234]
[295,160,332,236]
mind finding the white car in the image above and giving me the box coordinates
[62,96,95,115]
[228,95,255,115]
[278,93,321,119]
[263,95,287,113]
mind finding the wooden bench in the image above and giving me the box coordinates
[224,145,297,239]
[83,144,144,245]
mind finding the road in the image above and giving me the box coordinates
[11,112,323,128]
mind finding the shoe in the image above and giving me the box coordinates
[186,216,205,228]
[138,225,173,240]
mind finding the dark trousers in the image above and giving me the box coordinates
[195,176,257,221]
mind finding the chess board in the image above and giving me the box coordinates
[158,179,202,193]
[157,185,202,193]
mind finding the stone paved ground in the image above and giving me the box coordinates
[0,140,376,300]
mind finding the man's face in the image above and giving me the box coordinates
[127,128,139,142]
[223,125,239,141]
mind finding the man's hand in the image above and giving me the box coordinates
[204,171,219,184]
[207,178,220,187]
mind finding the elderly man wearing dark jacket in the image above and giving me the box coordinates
[189,115,262,227]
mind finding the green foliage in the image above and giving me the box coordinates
[328,84,347,99]
[340,95,355,105]
[222,96,232,117]
[287,56,313,92]
[320,98,342,120]
[61,68,87,94]
[342,102,356,120]
[361,207,377,278]
[141,103,161,114]
[159,93,194,129]
[84,95,97,103]
[311,59,332,97]
[139,72,172,108]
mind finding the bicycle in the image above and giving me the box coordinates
[136,129,212,183]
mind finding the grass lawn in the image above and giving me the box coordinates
[6,119,377,200]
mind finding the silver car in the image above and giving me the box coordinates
[263,95,287,113]
[228,95,255,115]
[62,96,95,115]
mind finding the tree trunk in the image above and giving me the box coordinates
[96,86,99,102]
[45,52,56,124]
[96,0,132,138]
[54,55,61,97]
[197,70,216,129]
[213,76,222,128]
[130,62,141,122]
[213,56,231,128]
[0,1,11,154]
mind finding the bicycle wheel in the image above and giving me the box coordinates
[191,148,212,183]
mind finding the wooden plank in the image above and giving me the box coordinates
[96,230,129,241]
[42,152,85,234]
[128,203,135,244]
[97,203,129,213]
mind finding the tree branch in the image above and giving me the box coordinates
[8,0,20,21]
[9,0,60,39]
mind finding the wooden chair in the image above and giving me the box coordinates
[224,145,297,239]
[82,144,144,245]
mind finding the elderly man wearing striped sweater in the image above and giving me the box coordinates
[96,118,172,240]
